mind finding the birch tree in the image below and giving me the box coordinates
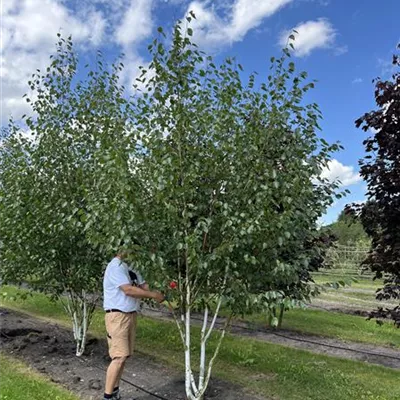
[0,35,134,355]
[130,18,340,399]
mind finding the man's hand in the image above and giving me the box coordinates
[139,283,150,291]
[120,284,165,303]
[151,291,165,303]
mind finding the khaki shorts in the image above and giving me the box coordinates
[105,311,137,359]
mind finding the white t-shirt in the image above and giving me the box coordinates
[103,257,145,312]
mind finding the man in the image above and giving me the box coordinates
[103,246,164,400]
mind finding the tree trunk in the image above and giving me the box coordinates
[63,290,94,357]
[180,267,229,400]
[199,306,208,390]
[267,306,277,328]
[73,298,88,356]
[182,297,228,400]
[277,304,285,328]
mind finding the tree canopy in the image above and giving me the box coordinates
[0,19,343,397]
[351,44,400,326]
[323,209,369,246]
[0,35,135,354]
[127,20,341,398]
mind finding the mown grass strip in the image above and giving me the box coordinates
[241,307,399,349]
[318,292,396,307]
[0,353,79,400]
[312,273,383,289]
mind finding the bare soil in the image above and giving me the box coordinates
[0,308,262,400]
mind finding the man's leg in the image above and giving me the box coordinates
[104,357,127,396]
[111,313,137,398]
[104,312,131,399]
[115,363,125,388]
[110,364,126,399]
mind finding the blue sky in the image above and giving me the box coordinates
[2,0,399,224]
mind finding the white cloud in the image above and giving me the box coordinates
[1,0,157,123]
[85,10,107,46]
[2,0,102,51]
[185,0,293,50]
[227,0,293,41]
[278,18,337,57]
[115,0,154,46]
[119,54,155,95]
[1,0,108,122]
[184,2,226,49]
[352,77,363,84]
[320,159,361,187]
[114,0,156,97]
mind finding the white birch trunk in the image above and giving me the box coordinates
[62,290,92,357]
[198,305,208,390]
[75,295,88,356]
[181,296,228,400]
[184,280,199,400]
[182,266,230,400]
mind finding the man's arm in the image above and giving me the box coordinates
[120,284,164,302]
[135,270,147,291]
[139,282,149,291]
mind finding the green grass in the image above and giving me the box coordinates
[318,291,396,306]
[232,307,399,349]
[1,286,400,400]
[311,272,396,314]
[135,318,400,400]
[313,273,383,289]
[322,289,377,302]
[277,308,398,347]
[0,353,79,400]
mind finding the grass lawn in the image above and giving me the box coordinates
[243,308,400,349]
[321,290,378,302]
[1,285,400,400]
[237,275,398,341]
[0,353,78,400]
[317,291,396,307]
[313,273,383,290]
[219,289,399,349]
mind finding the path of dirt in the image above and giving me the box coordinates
[142,306,400,370]
[0,308,263,400]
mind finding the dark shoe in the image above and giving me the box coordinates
[112,389,121,400]
[102,394,119,400]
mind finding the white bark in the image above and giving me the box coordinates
[198,305,208,390]
[62,290,92,357]
[75,294,88,356]
[181,295,228,399]
[181,265,230,400]
[202,320,228,396]
[184,282,199,400]
[205,297,222,342]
